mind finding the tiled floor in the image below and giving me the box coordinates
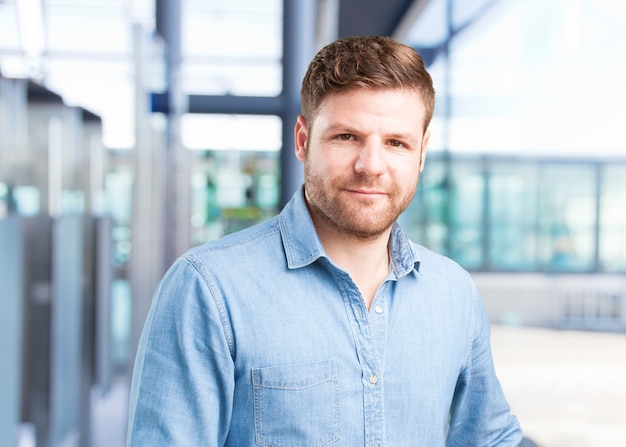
[91,378,130,447]
[491,325,626,447]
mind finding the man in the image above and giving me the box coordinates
[127,35,522,446]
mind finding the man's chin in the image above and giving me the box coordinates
[338,215,395,240]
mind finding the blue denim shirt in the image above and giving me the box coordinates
[127,187,522,446]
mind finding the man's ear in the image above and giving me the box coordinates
[294,115,308,162]
[419,129,430,173]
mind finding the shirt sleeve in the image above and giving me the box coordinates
[446,286,523,447]
[126,258,235,446]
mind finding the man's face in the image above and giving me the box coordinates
[294,88,430,240]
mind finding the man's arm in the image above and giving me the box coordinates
[126,258,235,446]
[446,290,523,447]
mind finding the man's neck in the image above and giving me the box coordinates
[317,226,392,310]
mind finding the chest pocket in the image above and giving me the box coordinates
[252,359,341,447]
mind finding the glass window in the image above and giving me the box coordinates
[0,182,7,218]
[400,155,449,254]
[537,163,597,272]
[599,163,626,272]
[181,0,282,97]
[448,159,485,269]
[488,161,539,270]
[404,0,626,158]
[105,160,134,267]
[181,114,281,152]
[11,185,40,216]
[189,150,279,245]
[181,113,281,245]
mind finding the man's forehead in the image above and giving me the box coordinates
[312,89,427,132]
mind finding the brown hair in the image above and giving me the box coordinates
[300,35,435,129]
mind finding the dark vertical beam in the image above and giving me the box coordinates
[0,217,24,447]
[280,0,316,207]
[156,0,181,65]
[338,0,417,38]
[593,162,602,272]
[442,0,453,257]
[156,0,184,267]
[128,0,183,375]
[481,156,491,271]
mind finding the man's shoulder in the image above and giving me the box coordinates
[408,240,471,279]
[183,216,281,262]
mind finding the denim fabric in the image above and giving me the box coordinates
[127,187,522,446]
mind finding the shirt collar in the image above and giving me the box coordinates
[279,186,421,277]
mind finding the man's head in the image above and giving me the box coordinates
[300,35,435,131]
[295,36,435,241]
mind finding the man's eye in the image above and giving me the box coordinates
[336,134,353,141]
[389,140,404,147]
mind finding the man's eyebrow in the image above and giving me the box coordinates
[324,123,356,133]
[387,132,413,140]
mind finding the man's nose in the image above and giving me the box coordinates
[354,142,385,175]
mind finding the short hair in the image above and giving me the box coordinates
[300,35,435,129]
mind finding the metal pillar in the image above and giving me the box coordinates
[280,0,316,207]
[442,0,453,257]
[128,0,184,374]
[129,23,168,376]
[156,0,188,267]
[151,0,318,210]
[0,217,24,447]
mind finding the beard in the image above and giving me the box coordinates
[304,162,417,241]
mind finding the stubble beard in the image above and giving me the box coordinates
[303,162,417,241]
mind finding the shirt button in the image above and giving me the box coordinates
[369,374,379,384]
[374,304,383,314]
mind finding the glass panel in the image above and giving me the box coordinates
[488,161,538,270]
[448,159,484,269]
[50,216,84,445]
[105,164,133,268]
[190,150,280,246]
[44,59,135,149]
[111,279,132,369]
[405,0,448,47]
[0,182,7,218]
[0,217,24,447]
[405,0,626,158]
[599,164,626,272]
[181,114,281,152]
[182,61,281,97]
[12,186,40,216]
[537,164,597,271]
[400,155,449,254]
[182,0,282,96]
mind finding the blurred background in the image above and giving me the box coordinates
[0,0,625,446]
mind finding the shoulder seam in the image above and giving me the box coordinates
[182,256,236,359]
[187,224,280,258]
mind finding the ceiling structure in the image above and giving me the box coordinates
[338,0,427,39]
[0,0,437,148]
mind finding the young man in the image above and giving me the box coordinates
[127,35,522,446]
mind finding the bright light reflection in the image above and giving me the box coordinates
[406,0,626,157]
[181,114,282,151]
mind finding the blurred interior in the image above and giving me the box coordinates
[1,0,625,446]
